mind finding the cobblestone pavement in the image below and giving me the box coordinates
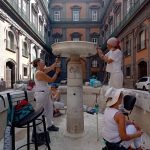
[0,112,150,150]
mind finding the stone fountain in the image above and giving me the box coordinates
[52,41,97,137]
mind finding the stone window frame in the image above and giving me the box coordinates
[91,9,98,21]
[113,2,121,28]
[125,36,132,56]
[108,16,114,34]
[90,32,100,45]
[92,38,98,44]
[22,41,29,58]
[53,10,61,21]
[72,10,80,21]
[22,64,28,78]
[6,30,16,53]
[137,30,146,51]
[51,5,63,21]
[71,5,81,22]
[31,3,39,28]
[39,15,44,33]
[17,0,30,16]
[89,5,100,22]
[125,65,131,78]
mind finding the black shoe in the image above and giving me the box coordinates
[102,147,107,150]
[47,125,59,132]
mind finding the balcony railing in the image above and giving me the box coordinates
[101,0,145,49]
[6,0,46,44]
[112,0,145,36]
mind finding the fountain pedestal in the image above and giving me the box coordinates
[52,41,96,137]
[67,55,84,136]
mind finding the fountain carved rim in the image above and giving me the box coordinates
[51,41,97,57]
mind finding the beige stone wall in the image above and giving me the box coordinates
[131,106,150,136]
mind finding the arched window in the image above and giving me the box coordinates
[138,61,147,78]
[7,31,15,50]
[22,42,28,57]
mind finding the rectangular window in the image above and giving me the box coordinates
[39,23,43,32]
[54,11,60,21]
[127,0,135,13]
[116,12,121,26]
[92,38,98,44]
[32,12,36,25]
[110,23,113,34]
[127,0,131,13]
[24,67,28,76]
[22,0,27,14]
[139,30,146,50]
[126,67,131,77]
[18,0,21,8]
[92,10,97,21]
[73,10,79,21]
[126,39,131,55]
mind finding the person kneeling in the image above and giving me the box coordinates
[102,87,143,150]
[51,83,64,117]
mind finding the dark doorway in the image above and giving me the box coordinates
[6,61,15,88]
[138,61,147,78]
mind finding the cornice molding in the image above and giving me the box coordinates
[51,5,63,9]
[71,5,81,10]
[89,5,100,9]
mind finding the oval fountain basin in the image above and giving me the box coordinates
[51,41,97,57]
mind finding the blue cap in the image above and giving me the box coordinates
[51,83,58,88]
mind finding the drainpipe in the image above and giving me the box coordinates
[148,21,150,76]
[29,43,31,80]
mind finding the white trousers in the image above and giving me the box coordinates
[54,101,64,109]
[34,91,53,132]
[109,71,123,89]
[121,124,142,149]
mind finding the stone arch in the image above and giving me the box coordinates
[6,28,17,48]
[5,59,17,88]
[22,40,29,57]
[137,59,147,79]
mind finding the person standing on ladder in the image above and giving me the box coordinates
[97,37,123,89]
